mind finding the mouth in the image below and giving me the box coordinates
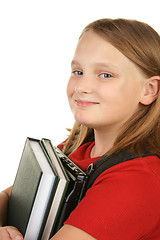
[75,99,99,107]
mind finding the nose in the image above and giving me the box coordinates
[75,75,93,94]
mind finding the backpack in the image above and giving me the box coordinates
[86,149,145,189]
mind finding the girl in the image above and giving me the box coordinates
[0,18,160,240]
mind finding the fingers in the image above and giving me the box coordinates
[0,227,11,240]
[0,226,23,240]
[7,226,23,240]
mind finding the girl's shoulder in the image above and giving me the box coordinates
[94,154,160,186]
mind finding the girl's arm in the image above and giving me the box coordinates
[0,186,23,240]
[51,224,96,240]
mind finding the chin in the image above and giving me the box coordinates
[73,111,95,127]
[75,118,94,128]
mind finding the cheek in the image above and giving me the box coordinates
[98,84,120,103]
[66,77,75,99]
[66,80,72,99]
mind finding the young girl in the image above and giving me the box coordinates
[0,18,160,240]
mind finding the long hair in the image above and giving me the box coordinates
[62,18,160,156]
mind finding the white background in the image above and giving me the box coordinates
[0,0,159,190]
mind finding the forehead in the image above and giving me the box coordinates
[74,31,129,66]
[73,30,143,75]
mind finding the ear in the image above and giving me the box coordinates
[140,76,160,105]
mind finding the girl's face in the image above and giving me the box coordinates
[67,30,147,132]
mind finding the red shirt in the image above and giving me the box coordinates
[63,142,160,240]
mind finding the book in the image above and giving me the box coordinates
[7,138,59,240]
[40,139,70,240]
[49,146,88,234]
[8,137,88,240]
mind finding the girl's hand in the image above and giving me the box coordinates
[0,226,23,240]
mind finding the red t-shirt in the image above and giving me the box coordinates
[63,142,160,240]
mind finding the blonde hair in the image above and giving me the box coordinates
[62,18,160,156]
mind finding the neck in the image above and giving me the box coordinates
[90,128,119,158]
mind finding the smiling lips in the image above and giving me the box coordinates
[75,100,99,107]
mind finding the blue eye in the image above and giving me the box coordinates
[73,71,83,75]
[100,73,112,78]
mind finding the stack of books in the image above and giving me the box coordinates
[7,137,88,240]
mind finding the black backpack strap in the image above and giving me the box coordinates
[86,150,151,190]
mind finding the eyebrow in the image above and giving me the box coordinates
[71,60,80,66]
[71,60,119,69]
[93,62,118,69]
